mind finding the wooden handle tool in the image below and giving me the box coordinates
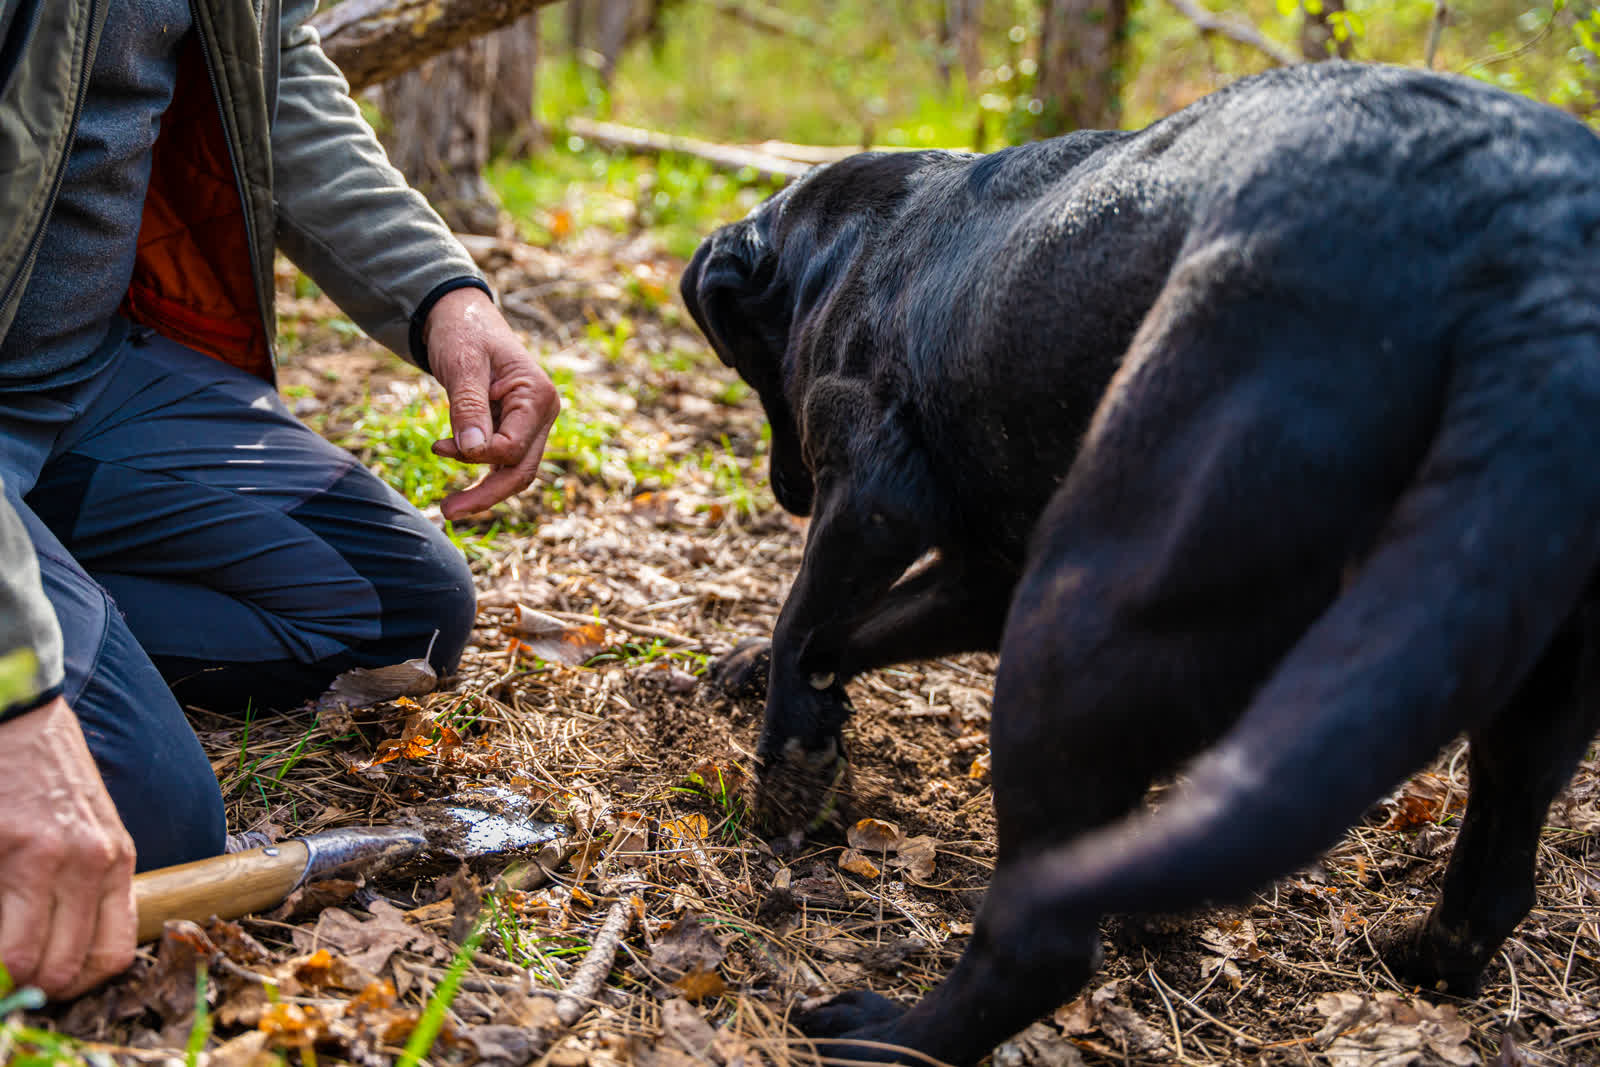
[131,787,567,941]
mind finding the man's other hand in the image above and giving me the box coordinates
[425,288,561,520]
[0,697,136,999]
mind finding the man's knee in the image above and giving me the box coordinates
[73,616,226,870]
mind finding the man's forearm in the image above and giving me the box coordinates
[271,0,488,369]
[0,484,63,721]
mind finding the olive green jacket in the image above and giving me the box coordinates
[0,0,486,717]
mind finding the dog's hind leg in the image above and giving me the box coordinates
[1386,603,1600,993]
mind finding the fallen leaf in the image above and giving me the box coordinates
[838,848,882,878]
[661,997,718,1058]
[207,1030,276,1067]
[464,1023,539,1067]
[1313,991,1479,1067]
[994,1021,1089,1067]
[847,818,902,853]
[889,835,938,880]
[292,900,448,974]
[1055,995,1094,1035]
[266,878,361,923]
[670,966,727,1002]
[504,604,610,665]
[1385,773,1465,831]
[661,813,710,840]
[316,657,437,712]
[650,915,726,978]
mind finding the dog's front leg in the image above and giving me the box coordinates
[758,466,933,785]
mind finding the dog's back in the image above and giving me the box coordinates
[796,63,1600,565]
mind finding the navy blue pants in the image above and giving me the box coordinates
[0,324,476,870]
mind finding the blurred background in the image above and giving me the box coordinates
[322,0,1600,260]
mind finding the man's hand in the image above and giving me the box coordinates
[0,697,136,999]
[425,287,561,520]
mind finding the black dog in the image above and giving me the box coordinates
[683,61,1600,1064]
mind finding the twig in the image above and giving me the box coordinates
[562,117,811,183]
[555,897,636,1026]
[1164,0,1303,67]
[1146,966,1186,1061]
[1458,6,1557,74]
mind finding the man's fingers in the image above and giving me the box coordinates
[32,884,93,999]
[60,871,136,999]
[442,352,494,461]
[441,423,554,520]
[483,368,560,465]
[0,886,51,992]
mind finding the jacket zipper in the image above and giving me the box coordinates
[189,0,275,375]
[0,0,102,316]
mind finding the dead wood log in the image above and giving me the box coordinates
[310,0,565,93]
[563,117,813,182]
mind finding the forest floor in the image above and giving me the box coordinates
[15,227,1600,1067]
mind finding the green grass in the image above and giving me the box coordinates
[397,921,486,1067]
[487,131,785,259]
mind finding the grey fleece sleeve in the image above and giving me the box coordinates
[270,0,489,368]
[0,482,63,719]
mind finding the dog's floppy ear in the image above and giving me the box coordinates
[680,221,776,372]
[681,218,816,516]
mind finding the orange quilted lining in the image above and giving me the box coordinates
[121,37,269,379]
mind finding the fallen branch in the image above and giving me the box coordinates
[310,0,564,92]
[554,897,635,1026]
[1164,0,1303,67]
[563,117,813,182]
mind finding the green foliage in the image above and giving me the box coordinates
[397,920,486,1067]
[0,649,39,711]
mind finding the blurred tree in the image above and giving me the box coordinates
[1035,0,1129,134]
[940,0,984,90]
[380,15,541,234]
[1301,0,1353,59]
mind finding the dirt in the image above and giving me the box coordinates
[21,234,1600,1066]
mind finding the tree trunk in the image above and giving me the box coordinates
[311,0,562,93]
[1300,0,1353,60]
[379,16,541,235]
[1034,0,1129,136]
[490,14,542,155]
[948,0,983,91]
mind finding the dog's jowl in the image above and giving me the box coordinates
[682,61,1600,1064]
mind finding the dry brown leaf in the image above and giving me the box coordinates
[669,966,727,1003]
[1055,995,1094,1035]
[994,1021,1088,1066]
[662,813,710,840]
[504,604,610,665]
[292,900,448,974]
[650,915,727,978]
[889,835,938,880]
[207,1030,276,1067]
[266,877,361,923]
[316,657,437,712]
[1313,991,1479,1067]
[847,817,902,853]
[838,848,882,878]
[660,997,719,1059]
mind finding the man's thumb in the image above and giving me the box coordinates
[449,379,492,458]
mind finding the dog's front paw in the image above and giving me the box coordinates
[796,991,910,1062]
[706,637,772,702]
[755,731,852,838]
[1377,914,1487,996]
